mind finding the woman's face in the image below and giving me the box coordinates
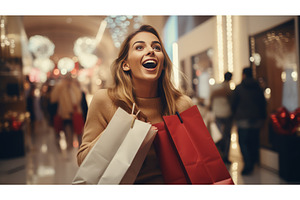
[125,31,165,85]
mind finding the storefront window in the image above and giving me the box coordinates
[250,19,299,149]
[191,48,214,104]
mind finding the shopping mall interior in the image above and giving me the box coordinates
[0,11,300,197]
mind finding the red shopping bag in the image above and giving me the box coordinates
[154,105,234,184]
[53,114,63,133]
[72,111,85,135]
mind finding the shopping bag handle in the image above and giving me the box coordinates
[131,103,141,128]
[175,111,183,123]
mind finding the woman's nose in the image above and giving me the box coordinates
[146,47,154,56]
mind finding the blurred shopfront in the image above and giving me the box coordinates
[0,16,28,159]
[250,19,300,182]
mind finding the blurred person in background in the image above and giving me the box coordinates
[50,74,83,150]
[231,67,267,175]
[40,82,52,126]
[81,90,88,122]
[209,72,233,164]
[25,79,36,133]
[74,79,88,123]
[74,78,88,147]
[25,76,37,148]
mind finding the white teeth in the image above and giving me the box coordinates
[144,60,156,64]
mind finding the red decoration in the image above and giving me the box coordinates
[270,107,300,135]
[291,108,300,133]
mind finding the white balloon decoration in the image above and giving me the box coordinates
[78,53,98,69]
[58,57,75,72]
[73,37,97,56]
[73,20,107,69]
[33,58,55,73]
[28,35,55,58]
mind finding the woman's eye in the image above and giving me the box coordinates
[153,45,161,51]
[136,46,143,50]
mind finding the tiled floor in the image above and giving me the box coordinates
[0,120,78,184]
[0,118,291,185]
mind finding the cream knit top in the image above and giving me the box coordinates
[77,89,194,184]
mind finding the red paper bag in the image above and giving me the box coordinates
[154,105,234,184]
[53,114,63,133]
[72,111,85,135]
[154,121,189,183]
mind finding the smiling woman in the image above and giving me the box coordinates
[123,31,165,96]
[76,25,194,184]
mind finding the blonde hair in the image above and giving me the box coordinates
[108,25,182,118]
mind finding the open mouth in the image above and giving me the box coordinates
[142,60,157,69]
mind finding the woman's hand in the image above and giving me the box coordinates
[146,122,158,132]
[150,125,158,131]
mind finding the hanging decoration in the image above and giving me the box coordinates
[73,20,107,69]
[73,37,98,69]
[77,53,98,69]
[105,15,143,48]
[33,57,55,73]
[57,57,75,73]
[28,35,55,82]
[73,37,96,56]
[28,35,55,58]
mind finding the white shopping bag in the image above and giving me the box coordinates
[210,121,223,143]
[72,105,156,184]
[98,118,156,184]
[204,111,215,126]
[119,129,156,184]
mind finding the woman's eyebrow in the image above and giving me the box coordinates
[132,40,161,47]
[152,41,161,45]
[132,41,145,47]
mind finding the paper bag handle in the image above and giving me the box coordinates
[175,111,183,123]
[131,103,141,128]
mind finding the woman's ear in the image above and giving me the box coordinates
[122,62,130,71]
